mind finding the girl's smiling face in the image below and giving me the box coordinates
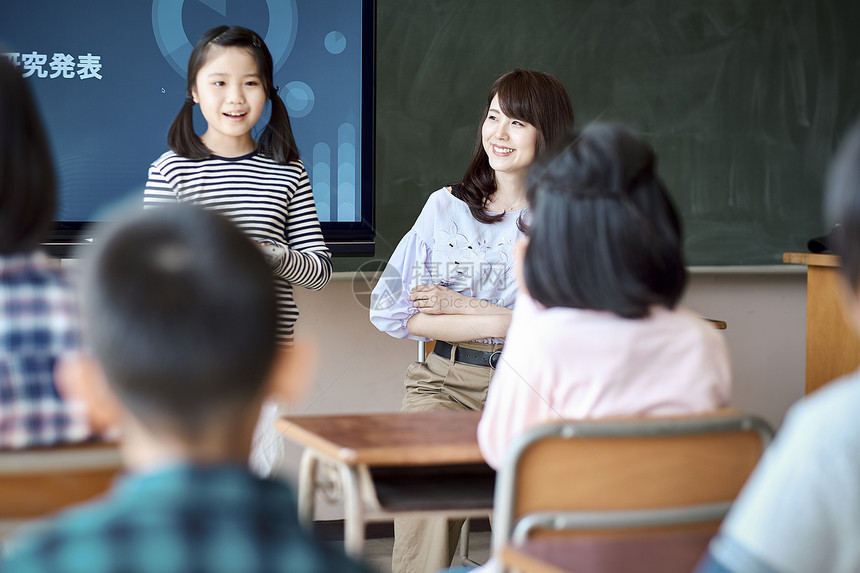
[481,94,539,178]
[192,46,267,156]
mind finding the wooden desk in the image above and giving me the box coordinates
[784,252,860,394]
[276,411,494,556]
[499,530,714,573]
[0,440,122,535]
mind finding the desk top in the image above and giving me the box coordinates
[276,411,484,466]
[783,251,840,267]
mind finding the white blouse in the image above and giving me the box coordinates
[370,188,526,343]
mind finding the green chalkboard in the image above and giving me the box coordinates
[336,0,860,271]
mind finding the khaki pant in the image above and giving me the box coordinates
[392,342,500,573]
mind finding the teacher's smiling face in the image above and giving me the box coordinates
[482,94,539,177]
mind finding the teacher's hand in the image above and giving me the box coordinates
[409,284,472,315]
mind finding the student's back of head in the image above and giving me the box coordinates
[524,122,687,318]
[81,204,277,437]
[0,56,56,254]
[827,121,860,290]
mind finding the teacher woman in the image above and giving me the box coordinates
[370,69,574,573]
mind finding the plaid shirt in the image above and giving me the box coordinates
[2,464,372,573]
[0,251,89,448]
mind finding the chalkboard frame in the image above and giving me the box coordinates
[351,0,860,273]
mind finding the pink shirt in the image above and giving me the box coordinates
[477,292,731,470]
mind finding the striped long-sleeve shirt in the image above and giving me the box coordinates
[144,151,332,342]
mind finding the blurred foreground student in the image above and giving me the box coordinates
[0,57,90,448]
[477,123,731,471]
[1,205,369,573]
[695,123,860,573]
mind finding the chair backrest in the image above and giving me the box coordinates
[492,410,773,550]
[0,441,122,532]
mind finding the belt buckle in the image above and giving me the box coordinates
[489,350,501,369]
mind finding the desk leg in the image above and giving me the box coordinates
[338,463,366,556]
[297,449,319,526]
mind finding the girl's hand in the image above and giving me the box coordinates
[410,284,477,315]
[256,240,287,268]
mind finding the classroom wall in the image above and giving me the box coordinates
[285,270,807,520]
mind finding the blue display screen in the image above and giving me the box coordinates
[1,0,374,253]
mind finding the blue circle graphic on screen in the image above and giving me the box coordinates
[325,31,347,54]
[151,0,298,77]
[284,81,315,118]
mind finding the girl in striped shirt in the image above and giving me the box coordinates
[144,26,331,475]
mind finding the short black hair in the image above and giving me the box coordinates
[523,123,687,318]
[80,204,278,434]
[826,120,860,291]
[0,57,56,254]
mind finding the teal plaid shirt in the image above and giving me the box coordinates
[2,464,371,573]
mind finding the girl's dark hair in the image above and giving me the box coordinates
[167,25,299,164]
[460,69,574,229]
[0,57,56,254]
[524,123,687,318]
